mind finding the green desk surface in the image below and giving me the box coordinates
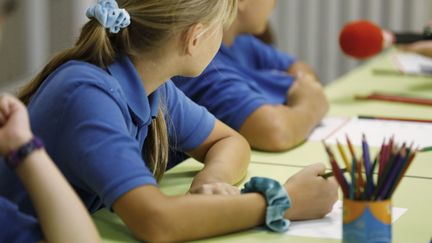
[251,50,432,179]
[95,160,432,243]
[326,49,432,119]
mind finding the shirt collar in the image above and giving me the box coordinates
[107,55,159,127]
[219,40,239,61]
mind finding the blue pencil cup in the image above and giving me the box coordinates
[343,199,391,243]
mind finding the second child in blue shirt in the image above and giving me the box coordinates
[174,0,329,152]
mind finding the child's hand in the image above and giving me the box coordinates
[188,182,240,195]
[287,74,329,118]
[288,61,318,80]
[0,94,33,156]
[398,41,432,58]
[283,163,338,220]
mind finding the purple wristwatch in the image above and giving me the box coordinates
[5,137,44,169]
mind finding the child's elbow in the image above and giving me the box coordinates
[132,212,176,242]
[125,202,179,242]
[264,128,298,152]
[249,120,300,152]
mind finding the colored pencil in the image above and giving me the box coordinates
[355,92,432,106]
[386,150,417,198]
[322,142,350,197]
[336,140,352,172]
[321,168,348,179]
[362,134,372,175]
[345,134,357,163]
[358,115,432,124]
[350,157,356,200]
[323,135,417,201]
[419,146,432,152]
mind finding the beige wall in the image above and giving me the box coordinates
[271,0,432,84]
[1,0,432,90]
[0,0,94,89]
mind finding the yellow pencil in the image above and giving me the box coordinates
[336,140,352,172]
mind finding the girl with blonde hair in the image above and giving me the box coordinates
[1,0,337,241]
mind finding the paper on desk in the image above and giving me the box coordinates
[286,200,407,239]
[308,117,351,141]
[309,117,432,148]
[393,52,432,75]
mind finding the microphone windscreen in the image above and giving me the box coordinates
[339,20,384,59]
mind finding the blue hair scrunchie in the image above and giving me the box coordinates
[241,177,291,232]
[86,0,131,34]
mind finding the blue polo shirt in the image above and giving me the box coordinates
[0,55,215,215]
[0,197,42,243]
[174,34,296,131]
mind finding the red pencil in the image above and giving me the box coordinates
[386,148,417,198]
[345,134,357,162]
[322,142,350,197]
[355,92,432,106]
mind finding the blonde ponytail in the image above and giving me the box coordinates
[18,0,238,181]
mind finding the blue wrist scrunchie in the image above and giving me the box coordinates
[242,177,291,232]
[86,0,131,34]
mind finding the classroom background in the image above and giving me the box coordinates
[0,0,432,89]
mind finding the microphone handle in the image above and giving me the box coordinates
[394,33,427,44]
[394,26,432,44]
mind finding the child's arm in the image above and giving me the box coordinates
[398,40,432,58]
[0,94,101,243]
[187,120,250,195]
[239,74,329,151]
[287,61,318,80]
[113,163,338,242]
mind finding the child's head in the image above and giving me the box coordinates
[19,0,237,103]
[19,0,237,182]
[80,0,237,76]
[236,0,276,35]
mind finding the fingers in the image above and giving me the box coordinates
[306,163,327,176]
[0,93,22,117]
[0,94,11,126]
[189,183,240,195]
[398,41,432,53]
[0,111,5,126]
[0,93,11,114]
[295,70,304,80]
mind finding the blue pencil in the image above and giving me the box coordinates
[350,157,356,199]
[379,149,406,199]
[383,148,410,199]
[362,134,372,174]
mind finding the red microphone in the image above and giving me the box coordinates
[339,20,395,60]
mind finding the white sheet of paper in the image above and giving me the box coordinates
[309,117,432,149]
[393,52,432,75]
[325,117,432,148]
[286,201,407,239]
[308,117,351,141]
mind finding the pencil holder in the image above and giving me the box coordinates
[343,199,391,243]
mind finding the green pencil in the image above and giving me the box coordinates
[321,168,348,179]
[419,146,432,152]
